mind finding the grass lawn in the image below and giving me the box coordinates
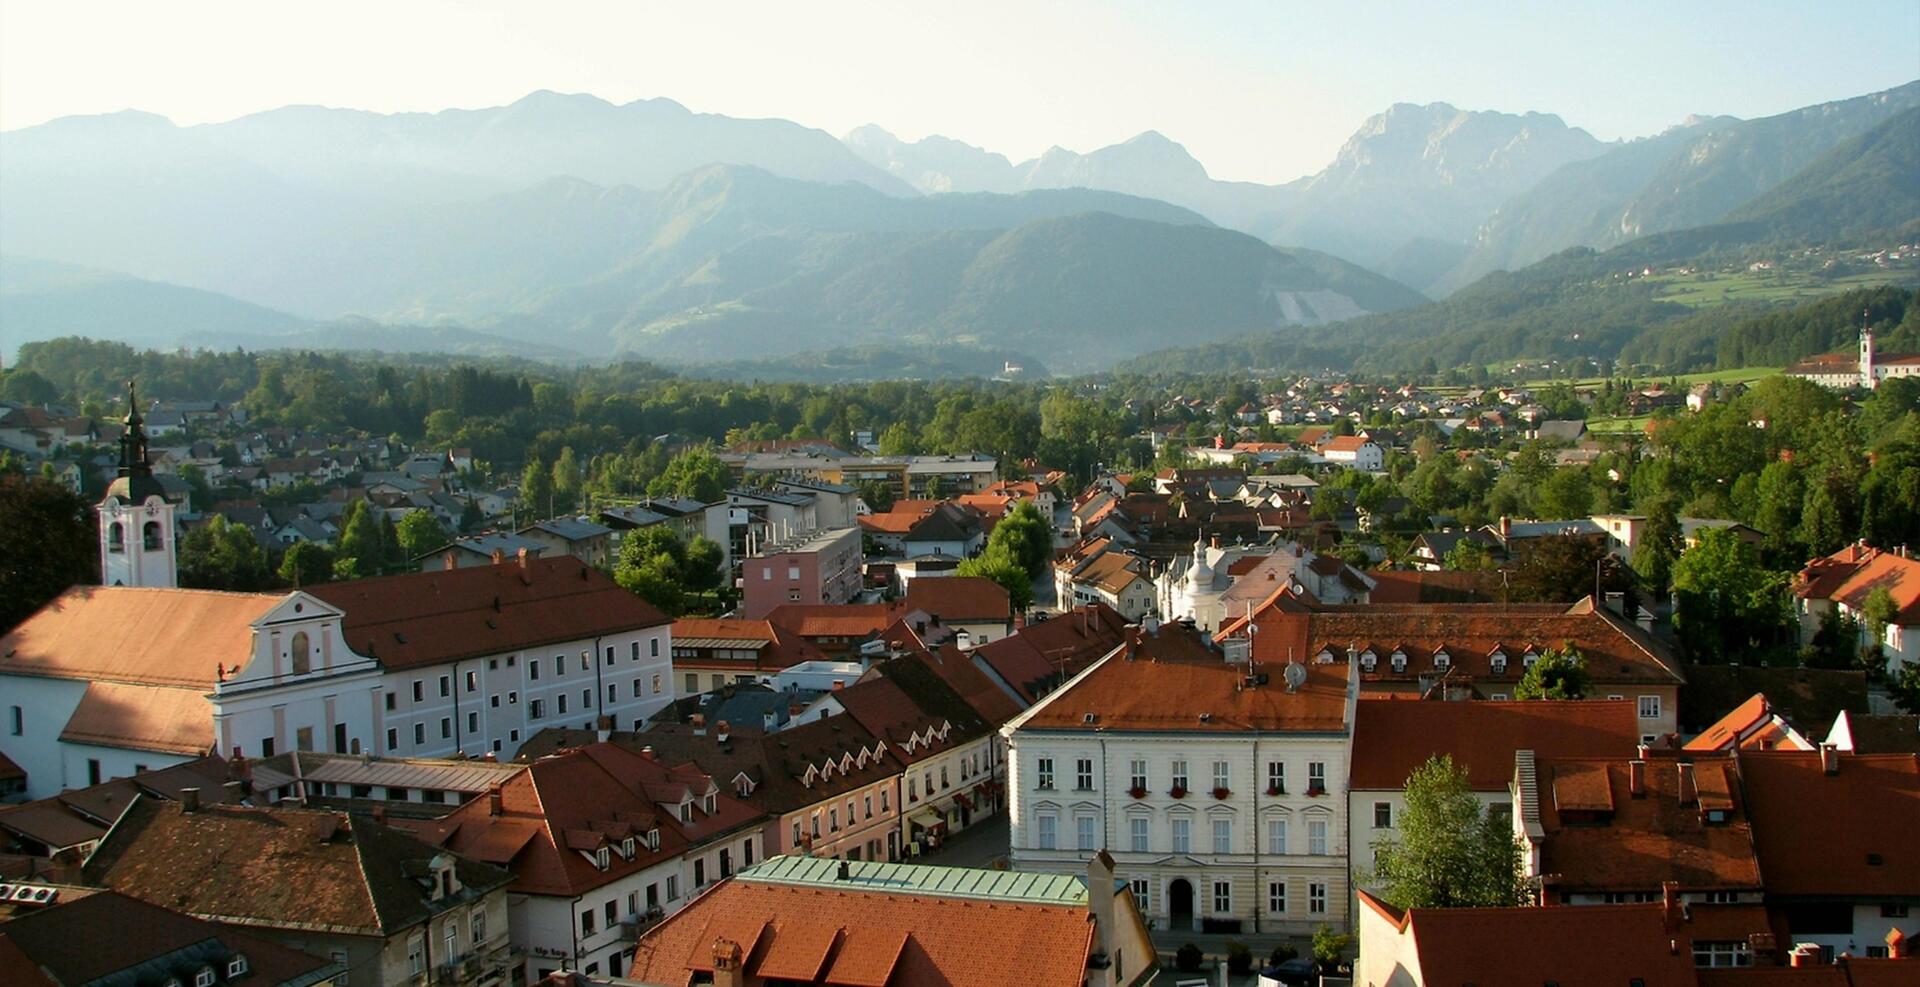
[1585,414,1655,434]
[1647,269,1914,308]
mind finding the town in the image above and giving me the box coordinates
[1,327,1916,986]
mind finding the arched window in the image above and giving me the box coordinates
[108,522,126,553]
[142,521,162,551]
[289,632,311,675]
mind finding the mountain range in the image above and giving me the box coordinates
[2,81,1917,375]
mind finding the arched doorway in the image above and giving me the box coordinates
[1168,877,1195,931]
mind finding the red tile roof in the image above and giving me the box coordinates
[1231,596,1683,688]
[629,876,1096,987]
[1359,890,1771,986]
[1023,645,1348,734]
[433,742,762,897]
[1795,543,1920,624]
[671,618,827,671]
[970,604,1131,703]
[900,577,1011,623]
[1350,699,1639,790]
[1536,752,1763,895]
[1683,693,1812,752]
[56,681,214,755]
[0,586,278,688]
[0,890,337,987]
[307,555,668,670]
[1738,750,1919,898]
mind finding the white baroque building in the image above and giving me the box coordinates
[1005,626,1358,934]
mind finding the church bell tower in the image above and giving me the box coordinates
[99,382,177,588]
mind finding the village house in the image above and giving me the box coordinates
[1794,542,1920,672]
[84,796,515,987]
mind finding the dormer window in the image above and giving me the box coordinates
[595,846,611,870]
[1433,648,1450,669]
[195,966,217,987]
[647,828,661,851]
[1360,652,1376,672]
[803,764,818,786]
[735,775,754,798]
[703,793,717,814]
[1316,648,1335,663]
[621,837,636,859]
[679,801,693,824]
[1390,650,1407,673]
[1523,650,1540,668]
[226,955,249,978]
[1490,650,1508,673]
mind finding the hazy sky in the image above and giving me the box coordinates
[3,1,1916,183]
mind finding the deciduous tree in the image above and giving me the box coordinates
[1370,755,1527,909]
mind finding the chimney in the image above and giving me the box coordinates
[1676,762,1696,807]
[371,804,387,825]
[1088,849,1118,961]
[444,552,458,570]
[691,713,707,736]
[836,860,851,880]
[180,787,201,813]
[716,720,731,744]
[762,710,777,732]
[1629,758,1646,797]
[596,714,613,744]
[1886,927,1908,959]
[1748,932,1779,966]
[1789,944,1821,967]
[487,785,503,817]
[517,547,531,570]
[1661,881,1681,932]
[710,937,746,987]
[490,548,506,565]
[1210,536,1220,550]
[1819,742,1839,776]
[640,746,656,761]
[1498,516,1512,539]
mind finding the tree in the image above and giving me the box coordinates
[0,369,59,406]
[956,545,1035,610]
[1311,926,1353,974]
[551,446,583,514]
[277,541,335,588]
[1534,467,1593,520]
[0,474,95,631]
[1671,528,1794,663]
[985,500,1052,580]
[396,509,451,561]
[178,516,273,591]
[1632,497,1682,595]
[1515,643,1590,700]
[334,500,383,578]
[1861,587,1900,667]
[1443,539,1497,572]
[520,454,553,521]
[682,536,726,594]
[647,447,730,503]
[1370,755,1527,910]
[613,526,698,616]
[1507,535,1622,604]
[857,479,896,513]
[1889,659,1920,714]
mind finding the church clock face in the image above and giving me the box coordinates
[145,504,159,517]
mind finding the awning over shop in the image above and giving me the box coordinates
[910,809,945,831]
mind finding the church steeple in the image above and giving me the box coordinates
[99,380,176,588]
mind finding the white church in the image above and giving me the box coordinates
[1784,328,1920,389]
[0,387,678,799]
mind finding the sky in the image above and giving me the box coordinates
[2,1,1916,184]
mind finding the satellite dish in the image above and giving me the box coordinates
[1283,662,1307,693]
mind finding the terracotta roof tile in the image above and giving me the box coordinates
[0,890,336,987]
[1350,699,1639,790]
[56,681,214,755]
[0,586,277,688]
[901,577,1011,623]
[1537,752,1763,894]
[307,555,668,671]
[1023,643,1347,734]
[1739,750,1919,898]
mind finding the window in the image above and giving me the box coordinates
[1883,904,1912,918]
[142,521,162,551]
[652,673,662,694]
[1037,814,1058,850]
[668,875,681,900]
[385,691,397,711]
[1171,818,1191,853]
[1171,759,1189,791]
[529,662,540,681]
[1129,817,1149,852]
[605,646,615,667]
[530,699,545,719]
[1075,757,1094,790]
[1268,880,1287,915]
[467,711,478,733]
[558,693,569,715]
[412,680,424,703]
[594,846,610,870]
[880,790,890,812]
[864,795,873,819]
[8,706,21,736]
[1212,818,1232,854]
[1130,878,1150,911]
[1309,882,1327,914]
[1268,817,1289,854]
[830,807,839,831]
[1307,761,1326,794]
[604,900,617,928]
[289,632,311,675]
[1638,695,1662,720]
[1267,761,1284,794]
[1692,941,1752,968]
[1308,819,1328,855]
[1212,760,1230,792]
[1036,756,1055,790]
[580,688,591,708]
[1077,816,1096,851]
[408,934,425,975]
[651,638,660,658]
[1212,880,1231,913]
[466,670,479,692]
[694,858,707,886]
[440,717,452,739]
[385,728,397,751]
[107,522,124,553]
[581,908,596,935]
[413,723,425,745]
[1374,801,1392,828]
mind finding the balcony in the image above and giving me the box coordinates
[619,906,668,942]
[429,940,524,985]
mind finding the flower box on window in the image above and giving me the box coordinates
[1169,785,1188,799]
[1212,787,1232,800]
[1128,785,1149,800]
[1306,785,1326,797]
[1265,785,1284,797]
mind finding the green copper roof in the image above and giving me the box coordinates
[739,855,1090,906]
